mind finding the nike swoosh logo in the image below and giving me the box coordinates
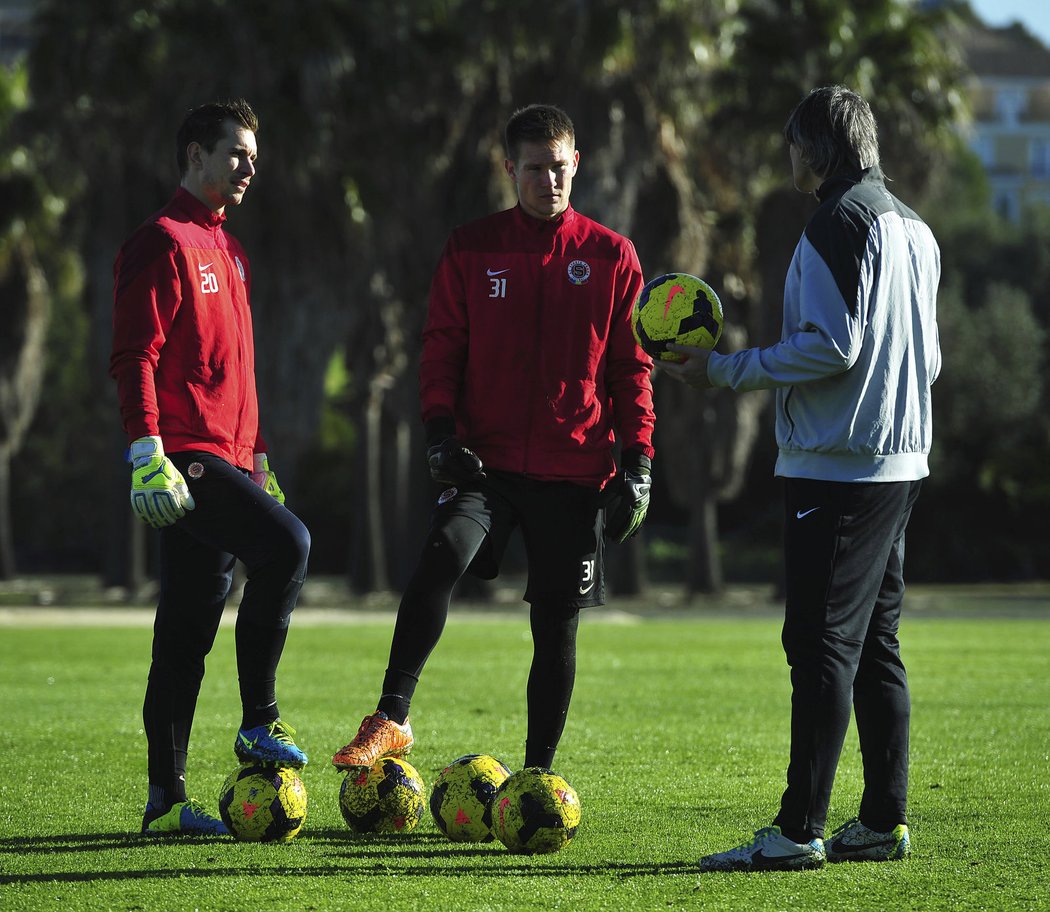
[486,268,510,276]
[796,507,820,519]
[750,849,820,869]
[830,837,896,854]
[578,581,595,595]
[664,283,685,319]
[198,263,212,272]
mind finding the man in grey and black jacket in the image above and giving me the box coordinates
[668,84,941,872]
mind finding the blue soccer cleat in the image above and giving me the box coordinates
[234,718,308,768]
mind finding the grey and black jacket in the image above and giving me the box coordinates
[709,166,941,482]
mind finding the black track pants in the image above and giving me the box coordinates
[774,477,922,841]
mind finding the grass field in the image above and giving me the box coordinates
[1,591,1047,911]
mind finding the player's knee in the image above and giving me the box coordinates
[530,602,580,646]
[256,513,311,584]
[282,517,311,574]
[149,649,207,684]
[417,523,481,580]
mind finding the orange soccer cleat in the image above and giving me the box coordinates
[331,711,414,770]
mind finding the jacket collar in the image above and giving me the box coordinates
[172,186,227,229]
[815,165,884,204]
[512,202,577,230]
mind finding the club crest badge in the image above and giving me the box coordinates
[567,259,591,285]
[437,487,458,505]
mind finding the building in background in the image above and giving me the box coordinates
[960,22,1050,220]
[925,2,1050,221]
[0,0,32,66]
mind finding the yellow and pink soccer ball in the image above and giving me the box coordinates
[218,763,308,842]
[632,272,723,363]
[491,767,581,854]
[429,753,513,842]
[338,757,426,834]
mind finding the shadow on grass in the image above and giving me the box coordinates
[0,830,706,882]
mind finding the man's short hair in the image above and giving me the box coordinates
[783,85,879,178]
[504,104,575,160]
[176,99,258,175]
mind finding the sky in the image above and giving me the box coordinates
[968,0,1050,48]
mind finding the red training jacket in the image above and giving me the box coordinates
[421,204,655,487]
[110,188,263,471]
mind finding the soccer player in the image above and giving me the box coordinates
[111,100,311,836]
[332,103,655,773]
[666,85,940,871]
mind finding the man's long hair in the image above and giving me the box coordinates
[783,85,879,178]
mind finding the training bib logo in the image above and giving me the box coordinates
[198,262,219,294]
[567,260,591,285]
[487,267,509,299]
[578,558,596,595]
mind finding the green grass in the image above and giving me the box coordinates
[1,602,1048,911]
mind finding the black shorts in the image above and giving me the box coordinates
[431,470,606,609]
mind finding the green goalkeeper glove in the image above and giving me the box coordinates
[128,436,195,528]
[251,453,286,503]
[603,450,652,543]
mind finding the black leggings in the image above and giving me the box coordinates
[379,515,579,768]
[145,453,310,797]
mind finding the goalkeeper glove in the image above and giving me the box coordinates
[603,450,652,543]
[425,416,486,486]
[428,438,486,486]
[128,436,195,528]
[251,453,286,503]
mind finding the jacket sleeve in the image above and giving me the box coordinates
[419,235,467,424]
[605,240,655,459]
[709,234,859,392]
[109,227,181,442]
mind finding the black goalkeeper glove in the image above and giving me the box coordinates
[425,416,486,486]
[603,450,652,543]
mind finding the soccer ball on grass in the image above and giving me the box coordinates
[339,757,426,834]
[430,753,512,842]
[218,763,308,842]
[491,766,581,854]
[632,272,723,363]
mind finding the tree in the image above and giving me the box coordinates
[12,0,1015,593]
[0,61,76,578]
[918,143,1050,579]
[311,0,737,592]
[21,0,373,588]
[913,279,1046,578]
[0,189,48,580]
[672,0,970,592]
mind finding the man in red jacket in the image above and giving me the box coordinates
[333,103,655,773]
[111,100,310,836]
